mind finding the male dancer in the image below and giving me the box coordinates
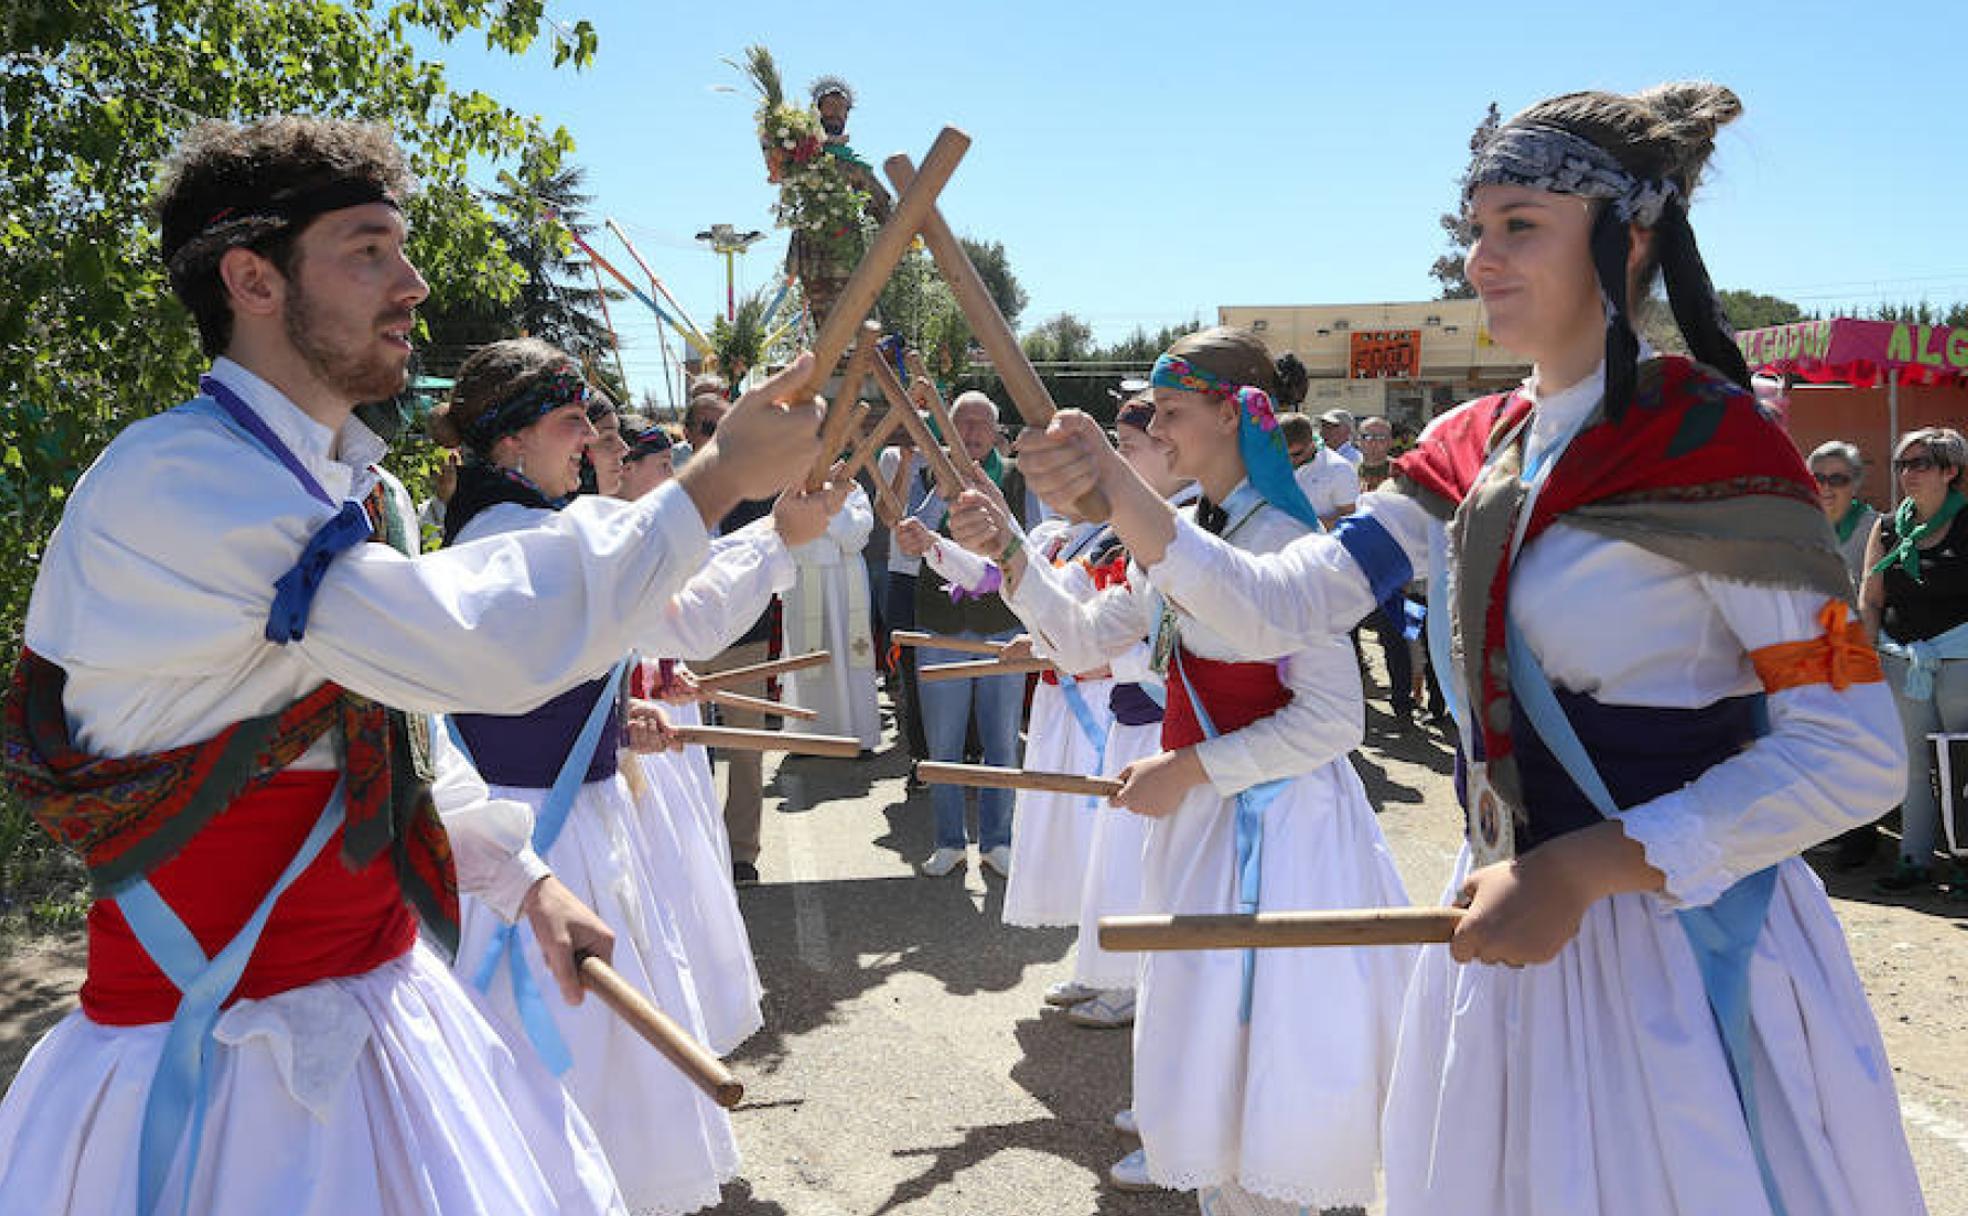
[0,115,825,1214]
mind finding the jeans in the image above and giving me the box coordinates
[1882,652,1968,863]
[917,631,1021,850]
[885,572,927,760]
[1361,603,1414,717]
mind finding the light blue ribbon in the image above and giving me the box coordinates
[116,780,347,1216]
[1877,620,1968,701]
[1054,671,1113,818]
[445,656,631,1075]
[1169,647,1288,1024]
[1506,617,1787,1216]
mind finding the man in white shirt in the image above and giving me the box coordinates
[0,114,825,1215]
[1319,408,1364,464]
[1281,412,1359,529]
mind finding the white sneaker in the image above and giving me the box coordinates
[918,846,966,877]
[1042,979,1100,1008]
[1112,1108,1139,1138]
[1066,989,1135,1028]
[1108,1147,1160,1192]
[980,844,1012,878]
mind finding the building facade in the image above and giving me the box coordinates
[1218,299,1530,430]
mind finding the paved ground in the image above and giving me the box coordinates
[3,677,1965,1214]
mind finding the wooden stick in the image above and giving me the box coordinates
[911,359,983,487]
[891,630,1006,657]
[884,153,1109,519]
[578,952,745,1108]
[694,650,831,691]
[869,463,908,524]
[701,686,818,721]
[807,324,879,489]
[793,129,971,397]
[837,406,906,483]
[918,656,1053,683]
[1097,907,1465,953]
[868,355,964,498]
[673,724,861,758]
[916,761,1119,798]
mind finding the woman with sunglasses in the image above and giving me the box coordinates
[1013,82,1925,1215]
[1810,441,1880,588]
[1862,427,1968,898]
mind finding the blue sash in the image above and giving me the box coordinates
[120,378,373,1216]
[1168,647,1289,1024]
[442,655,631,1074]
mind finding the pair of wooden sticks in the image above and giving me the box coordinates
[774,127,1108,525]
[912,761,1467,951]
[890,630,1055,683]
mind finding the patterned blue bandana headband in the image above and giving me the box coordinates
[1459,121,1748,419]
[1462,122,1677,226]
[462,364,588,452]
[1149,353,1323,534]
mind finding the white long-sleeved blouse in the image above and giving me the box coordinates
[1003,486,1365,798]
[26,358,720,915]
[1144,368,1907,906]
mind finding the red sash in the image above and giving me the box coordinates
[82,771,417,1025]
[1161,648,1291,751]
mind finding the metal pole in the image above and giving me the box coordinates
[1888,368,1901,507]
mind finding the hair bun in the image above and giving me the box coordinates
[1273,352,1310,408]
[1636,81,1741,187]
[425,403,464,449]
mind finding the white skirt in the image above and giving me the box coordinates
[1133,758,1413,1208]
[1382,851,1929,1216]
[626,732,764,1055]
[1003,676,1113,927]
[1071,718,1158,991]
[457,773,739,1216]
[0,944,624,1215]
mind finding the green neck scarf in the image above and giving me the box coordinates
[1834,497,1870,544]
[1871,488,1967,581]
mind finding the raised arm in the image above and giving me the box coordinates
[1014,411,1433,659]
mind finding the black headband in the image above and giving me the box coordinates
[461,365,588,453]
[165,178,400,271]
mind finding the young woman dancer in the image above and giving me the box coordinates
[1012,83,1927,1216]
[610,418,767,1054]
[429,338,830,1214]
[950,335,1413,1215]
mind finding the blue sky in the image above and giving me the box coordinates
[418,0,1965,402]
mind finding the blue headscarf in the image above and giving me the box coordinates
[1149,353,1323,533]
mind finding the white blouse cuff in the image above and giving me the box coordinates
[1614,794,1732,910]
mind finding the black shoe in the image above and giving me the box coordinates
[732,861,760,888]
[1871,861,1931,895]
[1830,826,1879,871]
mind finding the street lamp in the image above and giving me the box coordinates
[694,223,766,322]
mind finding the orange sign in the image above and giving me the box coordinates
[1349,330,1421,380]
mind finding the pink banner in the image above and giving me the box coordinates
[1737,317,1968,387]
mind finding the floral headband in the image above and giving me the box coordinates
[1149,354,1278,434]
[463,364,588,452]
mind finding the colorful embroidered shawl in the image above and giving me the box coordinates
[1388,355,1850,816]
